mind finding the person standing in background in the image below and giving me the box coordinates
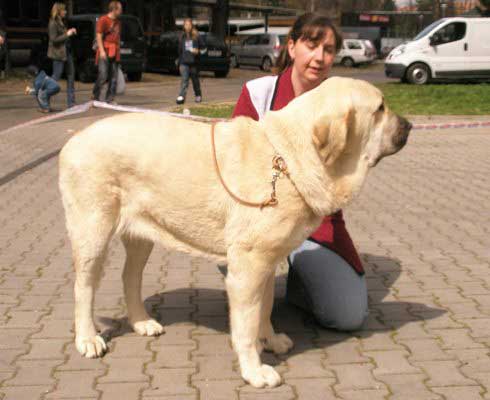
[0,8,9,79]
[48,2,77,108]
[0,29,6,79]
[92,1,122,104]
[176,18,205,105]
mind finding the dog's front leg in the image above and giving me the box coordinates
[259,273,294,355]
[226,247,282,388]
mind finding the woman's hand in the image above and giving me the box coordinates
[67,28,77,37]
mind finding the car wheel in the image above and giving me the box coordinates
[230,55,239,68]
[214,70,229,78]
[261,56,272,72]
[78,61,94,83]
[341,57,355,67]
[406,63,430,85]
[127,71,143,82]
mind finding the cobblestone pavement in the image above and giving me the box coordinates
[1,77,490,399]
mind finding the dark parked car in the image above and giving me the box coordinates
[68,14,146,82]
[147,31,230,78]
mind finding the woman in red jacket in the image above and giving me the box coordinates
[233,13,368,331]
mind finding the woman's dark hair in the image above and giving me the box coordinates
[276,13,343,74]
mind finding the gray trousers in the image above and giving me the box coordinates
[287,240,369,331]
[92,57,118,102]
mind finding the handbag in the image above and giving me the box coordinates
[116,67,125,95]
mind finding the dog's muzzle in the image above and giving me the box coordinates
[392,116,412,150]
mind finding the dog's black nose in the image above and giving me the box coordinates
[398,116,412,132]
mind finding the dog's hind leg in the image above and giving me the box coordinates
[71,214,114,358]
[226,246,282,388]
[121,235,164,337]
[258,273,294,355]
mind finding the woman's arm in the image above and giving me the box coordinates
[48,20,68,45]
[232,84,259,121]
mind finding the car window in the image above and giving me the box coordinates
[347,41,362,50]
[121,18,143,41]
[258,34,270,45]
[434,22,466,44]
[279,35,287,45]
[243,35,259,46]
[414,19,446,41]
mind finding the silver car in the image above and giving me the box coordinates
[230,33,287,71]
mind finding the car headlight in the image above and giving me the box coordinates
[389,46,405,58]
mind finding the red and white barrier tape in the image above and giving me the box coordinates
[411,120,490,130]
[1,100,489,136]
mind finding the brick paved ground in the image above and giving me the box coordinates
[1,90,489,398]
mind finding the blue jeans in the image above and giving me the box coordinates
[287,240,369,331]
[36,76,60,110]
[92,57,118,102]
[179,64,201,98]
[52,53,75,107]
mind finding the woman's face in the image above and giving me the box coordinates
[60,8,67,18]
[184,20,193,33]
[288,28,337,86]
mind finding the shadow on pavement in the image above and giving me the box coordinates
[98,253,446,360]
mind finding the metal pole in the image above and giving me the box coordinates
[265,12,269,33]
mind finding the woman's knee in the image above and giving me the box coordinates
[314,305,368,332]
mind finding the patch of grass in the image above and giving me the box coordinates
[173,103,235,119]
[377,82,490,115]
[175,82,490,118]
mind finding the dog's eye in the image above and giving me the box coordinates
[378,103,385,112]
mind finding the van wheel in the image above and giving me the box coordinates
[261,57,272,72]
[341,57,355,67]
[230,55,239,68]
[127,72,142,82]
[407,63,430,85]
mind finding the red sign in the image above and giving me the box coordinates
[359,14,390,23]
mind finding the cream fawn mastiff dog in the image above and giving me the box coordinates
[59,77,411,388]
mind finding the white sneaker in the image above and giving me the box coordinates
[195,96,202,103]
[176,96,184,105]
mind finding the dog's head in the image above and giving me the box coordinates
[263,77,412,216]
[311,77,412,169]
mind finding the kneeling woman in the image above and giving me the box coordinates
[233,13,369,331]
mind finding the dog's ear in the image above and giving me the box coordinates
[313,108,354,167]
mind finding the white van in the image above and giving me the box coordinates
[385,17,490,84]
[335,39,377,67]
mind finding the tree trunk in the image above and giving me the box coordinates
[211,0,229,39]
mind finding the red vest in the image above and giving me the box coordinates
[232,67,364,275]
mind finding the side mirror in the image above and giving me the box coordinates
[429,34,438,46]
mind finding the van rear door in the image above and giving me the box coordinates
[429,21,467,78]
[465,19,490,79]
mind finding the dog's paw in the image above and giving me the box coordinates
[76,335,107,358]
[242,364,282,388]
[131,319,165,336]
[262,333,294,355]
